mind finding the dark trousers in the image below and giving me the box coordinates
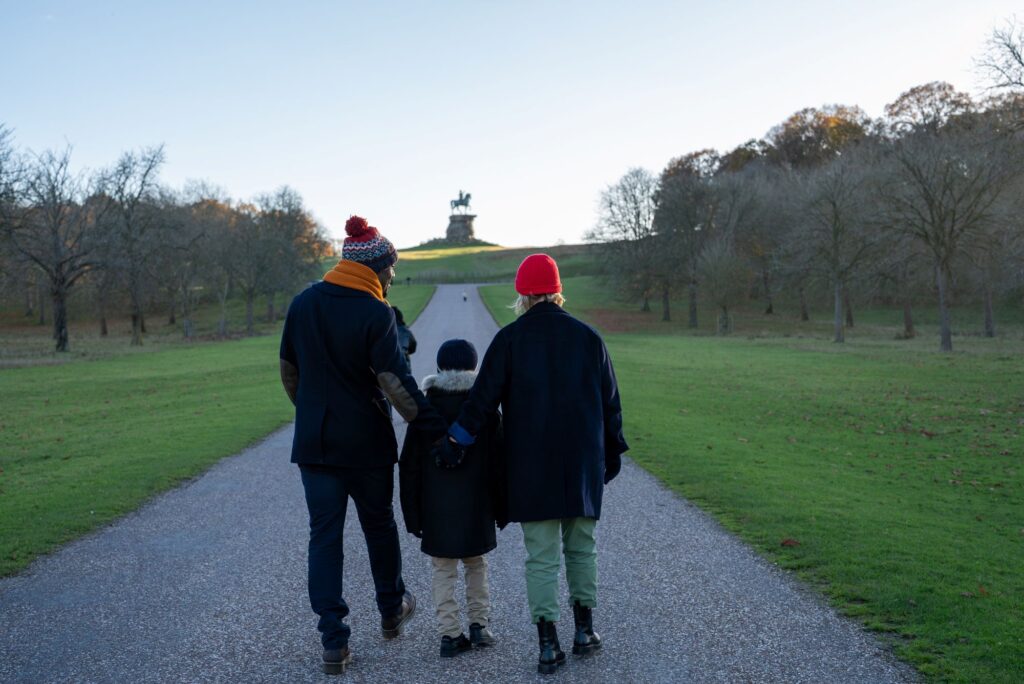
[299,464,406,649]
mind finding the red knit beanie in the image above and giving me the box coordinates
[515,254,562,296]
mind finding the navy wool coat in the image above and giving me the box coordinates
[399,370,506,558]
[280,281,446,468]
[453,302,628,522]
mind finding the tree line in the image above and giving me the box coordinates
[589,21,1024,352]
[0,139,330,352]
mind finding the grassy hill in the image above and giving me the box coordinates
[385,243,600,284]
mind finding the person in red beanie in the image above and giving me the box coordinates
[437,253,628,675]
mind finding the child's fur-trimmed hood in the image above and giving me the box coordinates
[421,369,477,394]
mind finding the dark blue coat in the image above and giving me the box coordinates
[280,281,446,468]
[453,302,628,522]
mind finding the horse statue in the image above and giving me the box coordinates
[450,190,472,214]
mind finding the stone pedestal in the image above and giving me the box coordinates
[446,214,476,243]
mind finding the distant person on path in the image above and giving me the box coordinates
[391,306,417,370]
[279,216,448,675]
[398,339,505,658]
[437,254,628,675]
[462,291,468,302]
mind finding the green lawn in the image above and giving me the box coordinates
[0,283,435,368]
[480,280,1024,683]
[0,283,435,576]
[0,335,294,576]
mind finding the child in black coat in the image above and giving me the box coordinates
[399,339,505,658]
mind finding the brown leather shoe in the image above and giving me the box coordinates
[322,646,352,675]
[381,591,417,639]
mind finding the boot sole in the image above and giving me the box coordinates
[537,656,567,674]
[573,641,602,656]
[322,653,353,675]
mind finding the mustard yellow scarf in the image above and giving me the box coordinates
[322,260,385,302]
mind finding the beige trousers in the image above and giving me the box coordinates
[430,555,490,638]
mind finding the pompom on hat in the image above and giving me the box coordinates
[342,216,398,273]
[514,253,562,296]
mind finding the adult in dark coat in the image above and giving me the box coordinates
[280,216,447,675]
[443,254,628,675]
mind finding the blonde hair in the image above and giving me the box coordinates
[511,292,566,316]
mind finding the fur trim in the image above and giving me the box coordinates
[421,369,477,393]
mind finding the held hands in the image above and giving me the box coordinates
[432,436,466,469]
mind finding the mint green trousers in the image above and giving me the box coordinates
[521,517,597,623]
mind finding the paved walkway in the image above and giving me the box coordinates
[0,285,916,683]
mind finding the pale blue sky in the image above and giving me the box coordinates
[3,1,1016,248]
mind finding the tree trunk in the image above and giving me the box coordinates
[24,285,34,317]
[266,291,275,322]
[763,270,774,315]
[245,291,255,336]
[687,281,698,329]
[217,283,229,338]
[640,295,650,313]
[182,289,194,339]
[661,285,671,322]
[52,286,69,353]
[983,285,995,338]
[140,312,147,334]
[130,314,143,345]
[718,305,730,335]
[902,298,915,339]
[833,280,845,343]
[844,291,854,328]
[168,295,176,326]
[799,285,809,321]
[936,265,953,352]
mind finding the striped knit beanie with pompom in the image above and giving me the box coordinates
[342,216,398,273]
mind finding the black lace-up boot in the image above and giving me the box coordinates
[536,617,566,674]
[571,601,602,655]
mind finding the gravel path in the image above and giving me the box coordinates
[0,285,917,683]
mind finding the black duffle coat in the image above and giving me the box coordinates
[453,302,628,523]
[399,370,506,558]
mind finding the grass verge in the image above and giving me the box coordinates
[479,280,1024,683]
[0,284,435,576]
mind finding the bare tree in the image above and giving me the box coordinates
[697,232,751,334]
[879,123,1022,351]
[587,168,659,312]
[654,150,721,327]
[791,150,880,343]
[2,146,110,352]
[105,146,166,346]
[977,17,1024,91]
